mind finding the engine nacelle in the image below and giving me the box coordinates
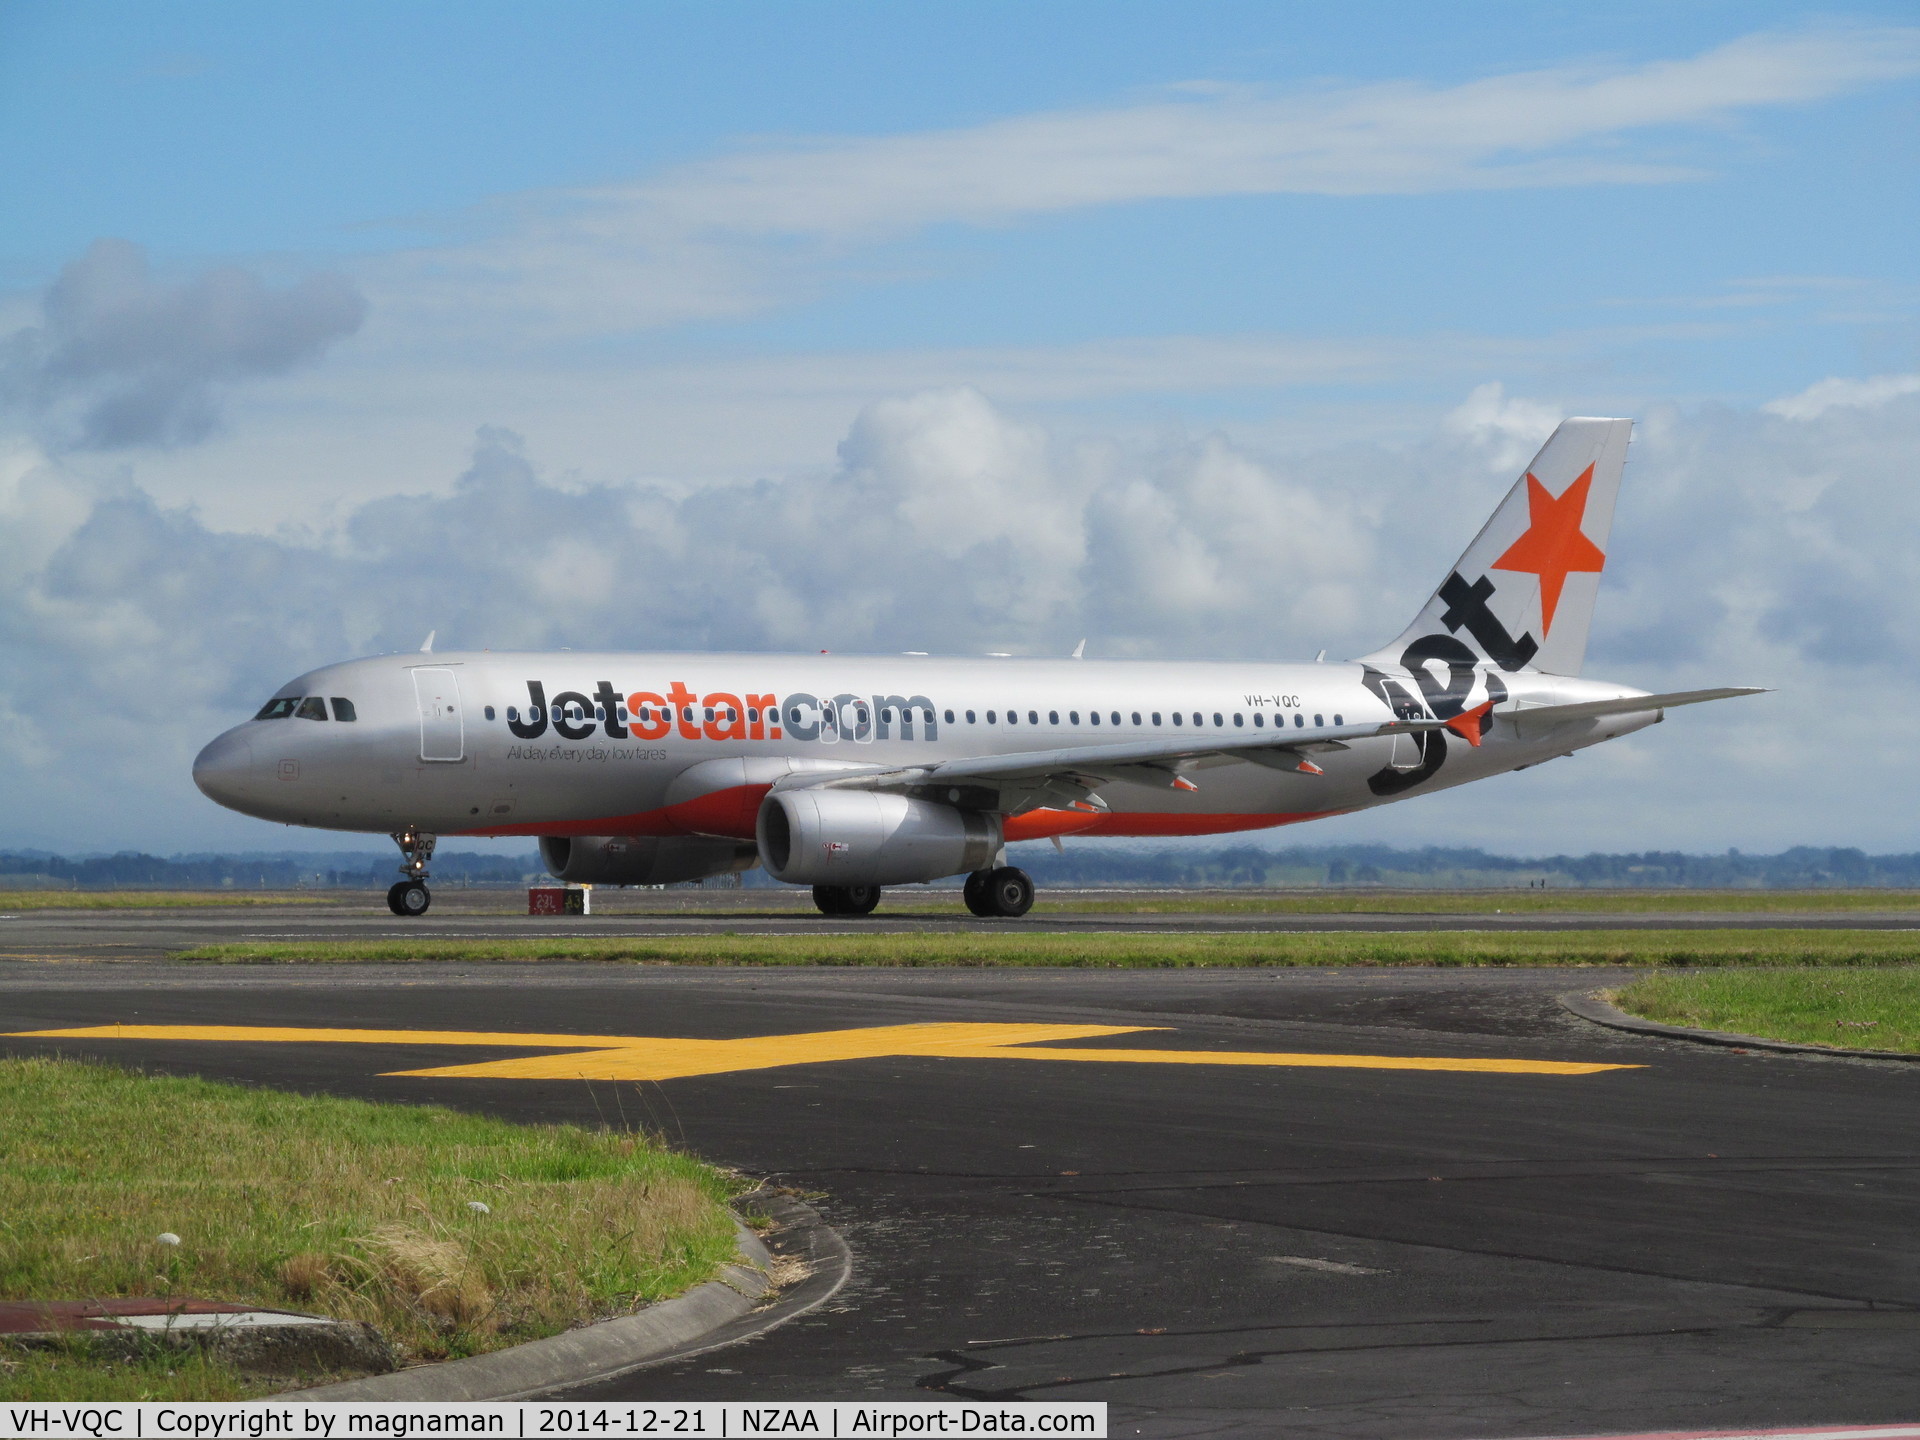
[539,835,757,886]
[756,789,1001,886]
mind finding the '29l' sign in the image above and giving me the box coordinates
[505,682,939,745]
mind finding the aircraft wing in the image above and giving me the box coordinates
[769,686,1766,816]
[768,715,1442,815]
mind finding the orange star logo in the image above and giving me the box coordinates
[1491,463,1606,634]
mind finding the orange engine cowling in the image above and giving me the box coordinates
[538,835,757,886]
[756,790,1000,886]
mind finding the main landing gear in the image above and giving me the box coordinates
[964,866,1034,919]
[809,866,1035,919]
[387,827,436,916]
[813,884,881,916]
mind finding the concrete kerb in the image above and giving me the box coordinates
[1560,989,1920,1063]
[288,1192,849,1402]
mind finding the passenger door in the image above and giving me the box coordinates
[412,668,464,762]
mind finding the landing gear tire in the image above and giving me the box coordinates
[812,884,881,917]
[967,866,1033,918]
[387,880,431,917]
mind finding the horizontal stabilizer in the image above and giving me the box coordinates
[1498,686,1767,728]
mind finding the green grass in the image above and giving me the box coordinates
[173,928,1920,969]
[1609,967,1920,1054]
[0,1057,744,1401]
[0,891,337,911]
[1021,889,1920,915]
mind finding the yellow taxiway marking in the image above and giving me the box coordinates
[6,1022,1636,1079]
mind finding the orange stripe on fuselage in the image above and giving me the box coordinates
[458,786,1326,843]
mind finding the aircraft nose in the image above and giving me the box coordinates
[192,730,256,809]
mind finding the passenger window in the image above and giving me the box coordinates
[987,710,997,723]
[1131,712,1141,726]
[1049,710,1059,725]
[595,706,606,722]
[484,705,496,721]
[1070,711,1080,725]
[1172,712,1182,725]
[945,709,955,723]
[1334,713,1344,726]
[1314,714,1324,726]
[1253,713,1264,728]
[1295,713,1305,728]
[1090,711,1100,725]
[1232,713,1244,727]
[330,698,356,722]
[1110,711,1120,726]
[1213,712,1223,726]
[295,697,328,721]
[506,706,518,723]
[1007,710,1018,724]
[1028,710,1038,725]
[1152,712,1162,726]
[967,710,977,723]
[253,697,299,720]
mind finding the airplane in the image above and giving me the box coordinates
[193,417,1762,918]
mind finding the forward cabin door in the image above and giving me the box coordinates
[412,668,465,762]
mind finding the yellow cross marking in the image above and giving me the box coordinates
[5,1022,1636,1079]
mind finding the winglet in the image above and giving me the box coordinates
[419,630,436,654]
[1071,639,1087,659]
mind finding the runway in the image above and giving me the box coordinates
[2,958,1915,1438]
[2,888,1917,962]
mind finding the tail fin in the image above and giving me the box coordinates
[1359,417,1632,677]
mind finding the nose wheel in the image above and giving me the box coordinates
[964,866,1033,918]
[387,880,431,916]
[387,827,436,918]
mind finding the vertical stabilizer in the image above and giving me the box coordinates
[1359,417,1631,677]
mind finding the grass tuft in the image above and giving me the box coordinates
[1608,967,1920,1054]
[0,891,338,911]
[174,929,1920,969]
[0,1057,743,1400]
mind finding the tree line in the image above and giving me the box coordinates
[1,842,1913,890]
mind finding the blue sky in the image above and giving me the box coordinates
[2,3,1919,855]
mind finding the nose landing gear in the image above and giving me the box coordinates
[387,828,437,916]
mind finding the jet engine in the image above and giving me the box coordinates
[538,835,758,886]
[756,789,1001,886]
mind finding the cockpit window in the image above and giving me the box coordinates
[330,698,357,722]
[295,697,328,721]
[254,697,300,720]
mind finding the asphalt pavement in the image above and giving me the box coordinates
[2,955,1915,1438]
[3,887,1918,963]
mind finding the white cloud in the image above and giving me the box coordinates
[1,240,366,450]
[6,383,1920,854]
[378,25,1920,336]
[1761,372,1920,421]
[1443,381,1565,474]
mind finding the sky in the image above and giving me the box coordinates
[2,1,1918,858]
